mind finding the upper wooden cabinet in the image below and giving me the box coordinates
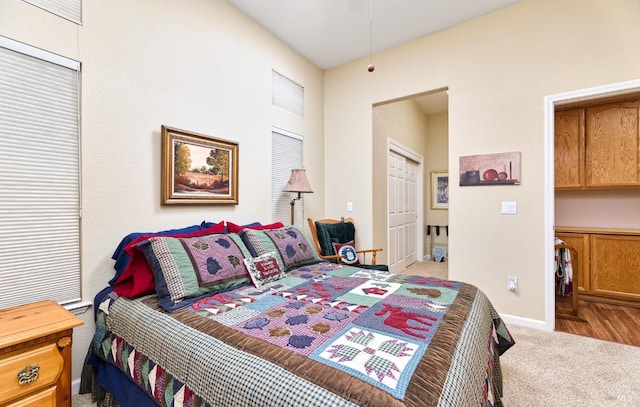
[586,102,640,187]
[555,109,585,189]
[555,100,640,189]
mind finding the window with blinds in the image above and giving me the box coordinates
[272,70,304,116]
[23,0,82,24]
[0,36,81,309]
[272,129,303,225]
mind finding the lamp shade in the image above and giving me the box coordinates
[283,169,313,193]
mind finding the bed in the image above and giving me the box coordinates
[81,221,514,407]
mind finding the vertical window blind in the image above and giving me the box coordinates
[272,129,303,225]
[0,36,81,309]
[22,0,82,24]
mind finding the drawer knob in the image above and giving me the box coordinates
[58,336,72,348]
[17,364,40,385]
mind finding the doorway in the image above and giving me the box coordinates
[545,79,640,339]
[372,89,448,274]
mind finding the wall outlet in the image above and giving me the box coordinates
[507,276,518,291]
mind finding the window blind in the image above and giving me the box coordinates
[272,70,304,116]
[272,129,303,225]
[0,37,81,309]
[22,0,82,24]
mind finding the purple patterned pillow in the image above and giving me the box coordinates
[139,233,252,311]
[241,225,320,272]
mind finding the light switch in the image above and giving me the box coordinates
[347,202,353,212]
[501,201,517,214]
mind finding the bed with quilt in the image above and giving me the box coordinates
[81,221,514,407]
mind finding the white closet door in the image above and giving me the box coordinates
[388,150,417,273]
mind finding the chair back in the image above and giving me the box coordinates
[307,217,356,256]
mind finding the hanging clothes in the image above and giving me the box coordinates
[555,237,573,296]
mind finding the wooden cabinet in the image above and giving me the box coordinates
[590,233,640,303]
[555,109,585,189]
[0,300,83,407]
[586,102,640,187]
[555,100,640,189]
[555,231,590,293]
[555,227,640,306]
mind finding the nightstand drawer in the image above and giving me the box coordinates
[5,386,56,407]
[0,343,64,405]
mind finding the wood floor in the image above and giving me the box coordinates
[555,298,640,347]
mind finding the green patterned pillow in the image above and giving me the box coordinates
[240,225,320,272]
[139,233,251,311]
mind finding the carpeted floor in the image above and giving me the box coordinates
[501,324,640,407]
[73,260,640,406]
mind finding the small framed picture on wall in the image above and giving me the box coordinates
[431,170,449,210]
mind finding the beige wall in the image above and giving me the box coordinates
[1,0,325,384]
[556,190,640,229]
[324,0,640,323]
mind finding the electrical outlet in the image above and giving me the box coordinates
[507,276,518,291]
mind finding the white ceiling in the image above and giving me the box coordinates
[228,0,524,115]
[228,0,524,70]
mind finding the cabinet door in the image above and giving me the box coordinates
[555,109,585,189]
[586,102,640,187]
[591,234,640,302]
[555,232,589,293]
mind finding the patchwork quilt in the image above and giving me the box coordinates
[91,262,514,407]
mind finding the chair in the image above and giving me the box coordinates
[307,217,388,271]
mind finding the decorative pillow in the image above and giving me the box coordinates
[243,251,286,287]
[240,225,320,272]
[226,221,284,234]
[111,222,226,298]
[332,240,360,265]
[138,233,251,311]
[110,223,207,281]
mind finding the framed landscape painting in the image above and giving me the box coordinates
[161,126,238,205]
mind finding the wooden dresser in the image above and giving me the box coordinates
[0,300,83,407]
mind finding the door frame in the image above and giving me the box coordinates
[544,78,640,331]
[387,138,424,268]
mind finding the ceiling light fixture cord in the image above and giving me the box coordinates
[367,0,375,72]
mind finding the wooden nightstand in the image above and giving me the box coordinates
[0,300,84,407]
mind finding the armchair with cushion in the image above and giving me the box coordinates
[307,217,388,271]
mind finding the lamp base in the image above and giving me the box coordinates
[289,192,302,225]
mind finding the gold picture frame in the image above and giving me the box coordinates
[161,125,238,205]
[431,171,449,210]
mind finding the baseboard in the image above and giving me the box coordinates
[72,378,81,395]
[499,313,548,331]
